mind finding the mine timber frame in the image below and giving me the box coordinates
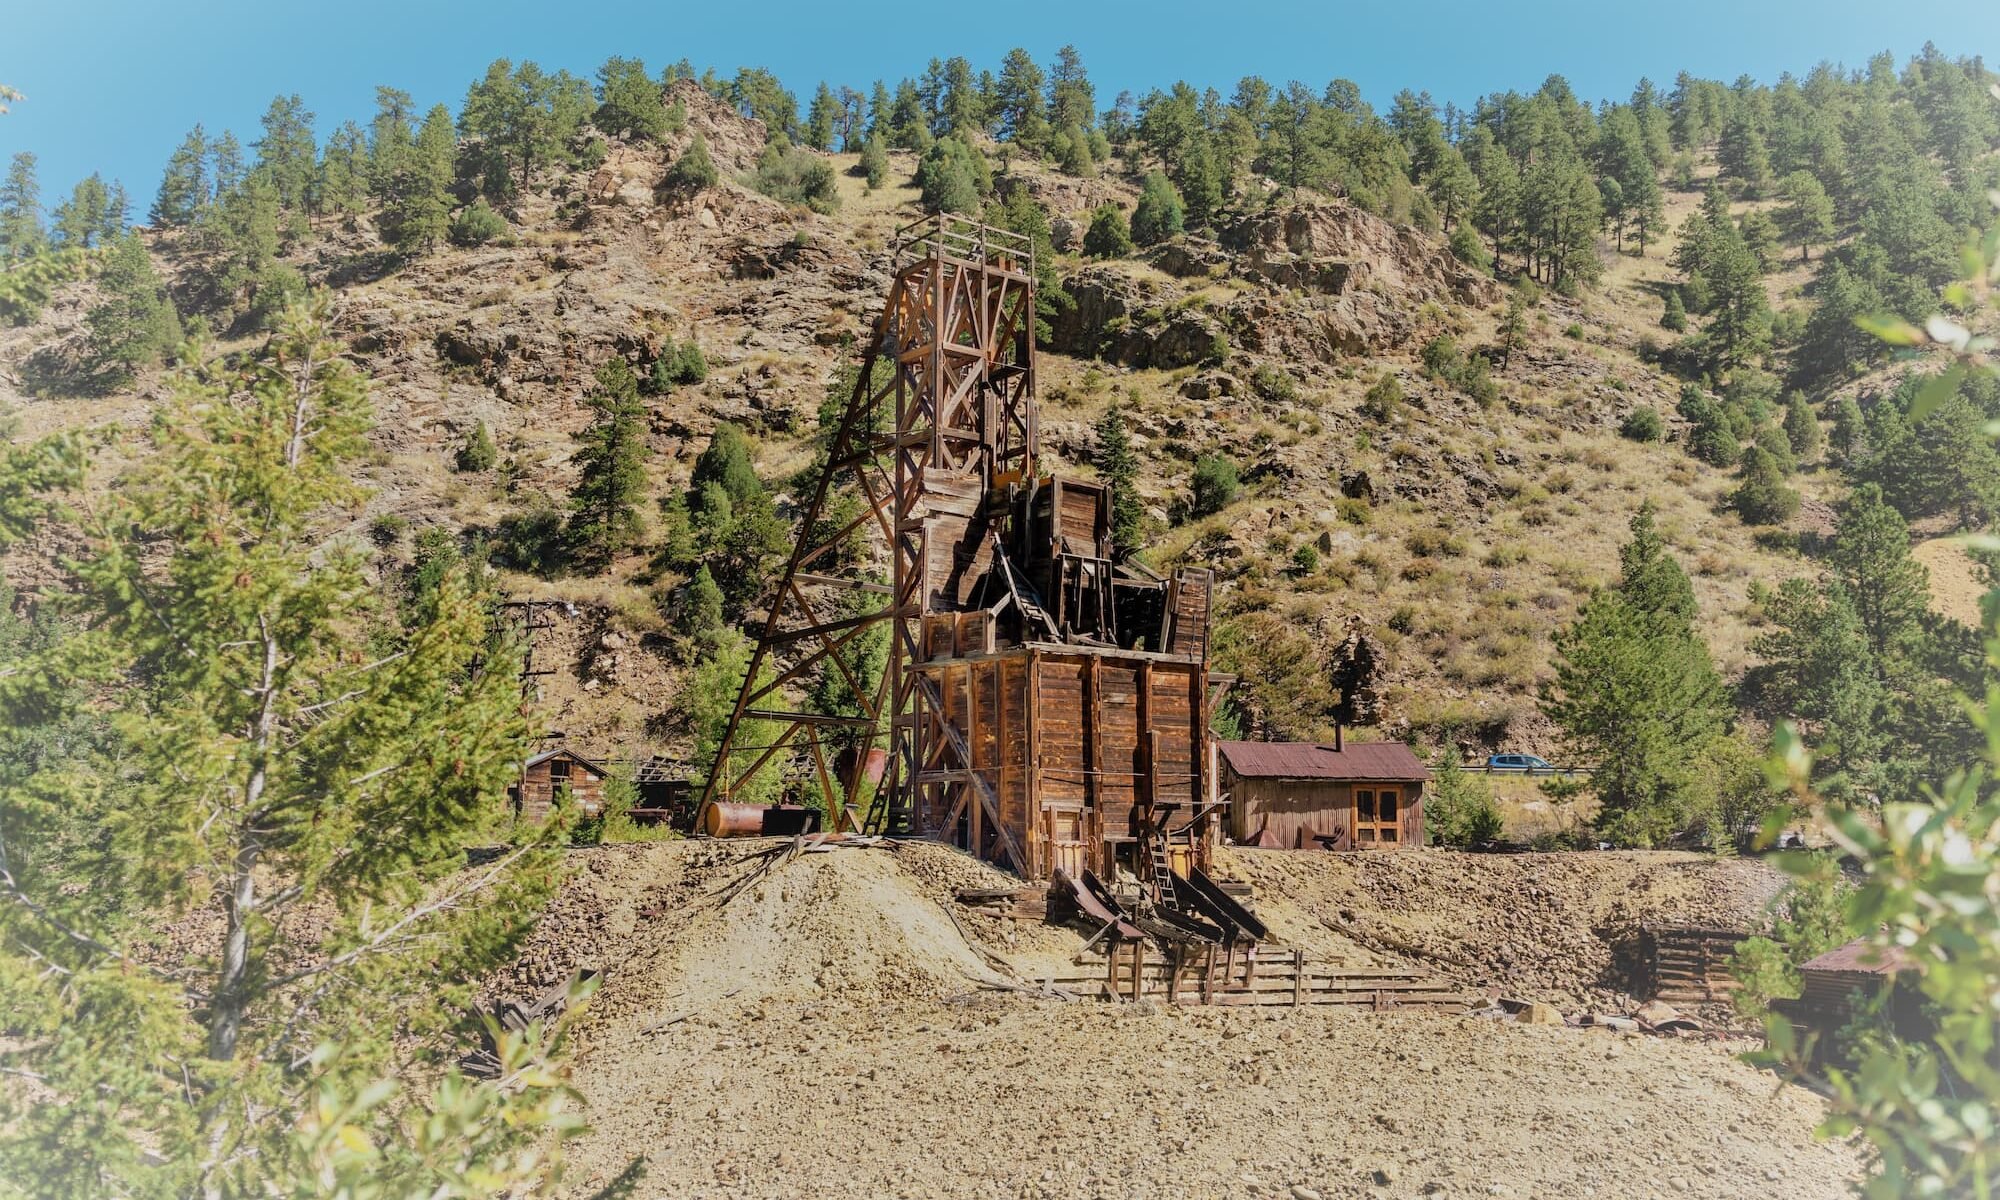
[696,214,1038,848]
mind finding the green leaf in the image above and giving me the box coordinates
[1909,363,1967,425]
[1855,314,1927,346]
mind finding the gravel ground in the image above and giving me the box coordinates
[506,841,1857,1200]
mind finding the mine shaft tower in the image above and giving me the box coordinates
[697,214,1218,883]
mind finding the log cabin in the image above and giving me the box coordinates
[1219,738,1428,850]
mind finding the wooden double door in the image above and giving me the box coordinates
[1354,786,1403,847]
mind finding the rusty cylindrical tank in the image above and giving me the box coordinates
[701,802,823,838]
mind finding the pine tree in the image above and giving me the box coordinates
[1828,394,1867,464]
[254,93,318,211]
[0,298,566,1195]
[52,173,109,248]
[1717,108,1773,197]
[677,563,727,648]
[1130,172,1184,246]
[1047,45,1095,134]
[151,126,208,227]
[459,59,593,197]
[366,87,416,201]
[594,56,669,141]
[993,49,1048,151]
[317,120,369,216]
[566,357,650,565]
[1661,288,1687,332]
[84,230,181,386]
[1544,506,1729,846]
[99,181,129,241]
[915,137,984,214]
[859,134,888,190]
[208,131,246,195]
[1190,454,1240,517]
[1779,170,1834,262]
[1752,578,1887,790]
[0,151,44,260]
[1081,203,1132,258]
[804,82,839,152]
[1782,392,1823,466]
[1828,484,1929,665]
[1095,404,1142,559]
[1731,444,1801,524]
[385,104,454,254]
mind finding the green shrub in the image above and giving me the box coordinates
[1448,223,1491,272]
[1426,746,1504,847]
[456,420,499,472]
[666,134,719,191]
[1291,544,1320,575]
[1662,290,1688,332]
[649,338,707,391]
[1420,335,1461,379]
[751,141,839,214]
[1360,373,1403,422]
[1250,364,1298,405]
[1189,455,1240,517]
[369,513,409,547]
[1727,858,1854,1021]
[1620,405,1665,442]
[449,201,507,247]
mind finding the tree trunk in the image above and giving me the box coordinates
[208,841,259,1059]
[209,631,280,1060]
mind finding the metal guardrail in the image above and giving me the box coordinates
[1463,764,1594,777]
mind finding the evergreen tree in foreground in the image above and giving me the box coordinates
[0,297,576,1195]
[566,356,651,566]
[1543,504,1731,846]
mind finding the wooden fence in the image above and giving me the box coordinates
[1038,946,1465,1009]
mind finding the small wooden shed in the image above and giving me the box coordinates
[1770,937,1923,1063]
[1219,738,1429,850]
[510,747,608,822]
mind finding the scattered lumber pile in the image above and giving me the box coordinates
[461,968,601,1078]
[953,885,1049,921]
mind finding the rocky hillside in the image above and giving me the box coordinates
[0,91,1824,764]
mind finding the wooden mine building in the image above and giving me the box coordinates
[1219,737,1428,849]
[511,747,608,822]
[698,215,1219,884]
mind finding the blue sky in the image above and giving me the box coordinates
[3,0,1997,212]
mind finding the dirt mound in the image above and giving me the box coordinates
[1227,848,1785,1009]
[502,840,1035,1027]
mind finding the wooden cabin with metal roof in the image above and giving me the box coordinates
[1219,737,1430,850]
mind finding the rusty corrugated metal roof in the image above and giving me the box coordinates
[1801,937,1913,976]
[1218,739,1431,781]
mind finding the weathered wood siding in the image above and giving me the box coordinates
[912,646,1209,879]
[1226,773,1425,850]
[513,754,606,823]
